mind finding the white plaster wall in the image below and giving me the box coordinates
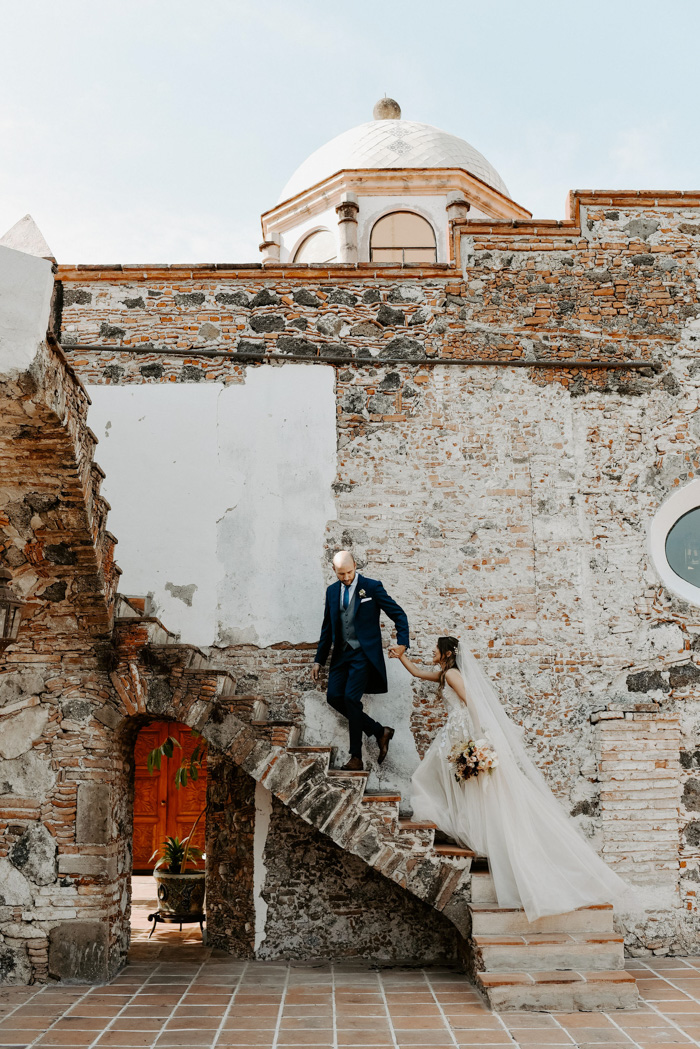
[86,364,336,648]
[0,245,54,377]
[279,204,338,263]
[302,659,421,804]
[214,366,336,646]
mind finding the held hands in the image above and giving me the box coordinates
[388,645,407,659]
[311,663,321,683]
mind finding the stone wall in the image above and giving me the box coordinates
[257,795,459,963]
[2,191,700,981]
[206,756,256,957]
[54,192,700,952]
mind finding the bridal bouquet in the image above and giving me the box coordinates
[448,738,498,782]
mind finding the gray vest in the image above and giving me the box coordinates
[340,588,360,650]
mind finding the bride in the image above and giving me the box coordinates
[393,636,631,921]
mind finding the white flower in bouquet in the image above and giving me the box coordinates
[448,737,498,782]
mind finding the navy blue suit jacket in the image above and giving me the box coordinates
[314,574,410,695]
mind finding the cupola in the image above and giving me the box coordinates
[260,99,530,265]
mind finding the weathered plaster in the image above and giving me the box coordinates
[214,364,336,647]
[302,660,421,797]
[0,245,54,376]
[86,364,336,648]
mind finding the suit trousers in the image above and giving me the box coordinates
[326,646,384,758]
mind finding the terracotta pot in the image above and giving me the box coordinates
[153,870,206,915]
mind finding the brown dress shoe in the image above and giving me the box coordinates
[377,726,395,765]
[340,757,364,772]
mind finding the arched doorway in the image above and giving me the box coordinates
[130,720,207,944]
[133,720,207,872]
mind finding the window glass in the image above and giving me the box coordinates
[666,507,700,585]
[370,212,436,264]
[293,230,337,264]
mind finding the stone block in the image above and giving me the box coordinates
[9,823,56,885]
[0,669,46,709]
[93,703,122,729]
[48,921,108,982]
[0,943,31,985]
[57,855,117,880]
[0,751,56,798]
[0,860,33,906]
[0,705,49,759]
[76,784,110,844]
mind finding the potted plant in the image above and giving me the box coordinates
[147,732,207,916]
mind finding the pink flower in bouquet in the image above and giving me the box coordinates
[448,737,498,782]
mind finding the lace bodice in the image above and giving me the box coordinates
[437,682,475,753]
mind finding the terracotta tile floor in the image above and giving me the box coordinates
[0,881,699,1048]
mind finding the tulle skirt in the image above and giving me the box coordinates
[410,714,631,921]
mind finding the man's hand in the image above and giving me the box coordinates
[311,662,321,683]
[388,645,406,659]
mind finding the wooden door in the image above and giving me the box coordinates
[132,721,207,872]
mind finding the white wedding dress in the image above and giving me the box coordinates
[410,644,631,921]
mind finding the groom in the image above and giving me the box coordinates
[311,550,410,771]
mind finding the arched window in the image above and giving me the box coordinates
[293,230,337,264]
[649,479,700,605]
[370,211,437,264]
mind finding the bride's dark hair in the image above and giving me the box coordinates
[437,636,459,691]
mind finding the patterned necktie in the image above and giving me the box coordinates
[343,585,349,611]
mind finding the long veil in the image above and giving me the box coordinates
[456,644,558,802]
[451,640,633,919]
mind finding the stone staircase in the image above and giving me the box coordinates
[111,604,639,1012]
[0,340,121,642]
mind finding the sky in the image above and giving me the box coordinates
[1,0,699,264]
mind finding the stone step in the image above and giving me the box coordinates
[432,843,475,859]
[396,818,436,850]
[471,871,498,905]
[360,794,401,824]
[182,667,236,697]
[252,720,300,747]
[361,793,401,804]
[147,643,209,671]
[114,615,180,647]
[470,903,614,936]
[477,970,638,1012]
[115,595,147,618]
[474,932,625,972]
[287,746,335,771]
[224,695,268,722]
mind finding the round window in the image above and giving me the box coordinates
[649,479,700,605]
[665,508,700,585]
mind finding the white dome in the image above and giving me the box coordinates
[278,118,510,203]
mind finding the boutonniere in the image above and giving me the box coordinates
[359,589,367,598]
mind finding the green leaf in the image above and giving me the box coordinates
[190,765,199,782]
[163,739,173,758]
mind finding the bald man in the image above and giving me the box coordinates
[311,551,410,771]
